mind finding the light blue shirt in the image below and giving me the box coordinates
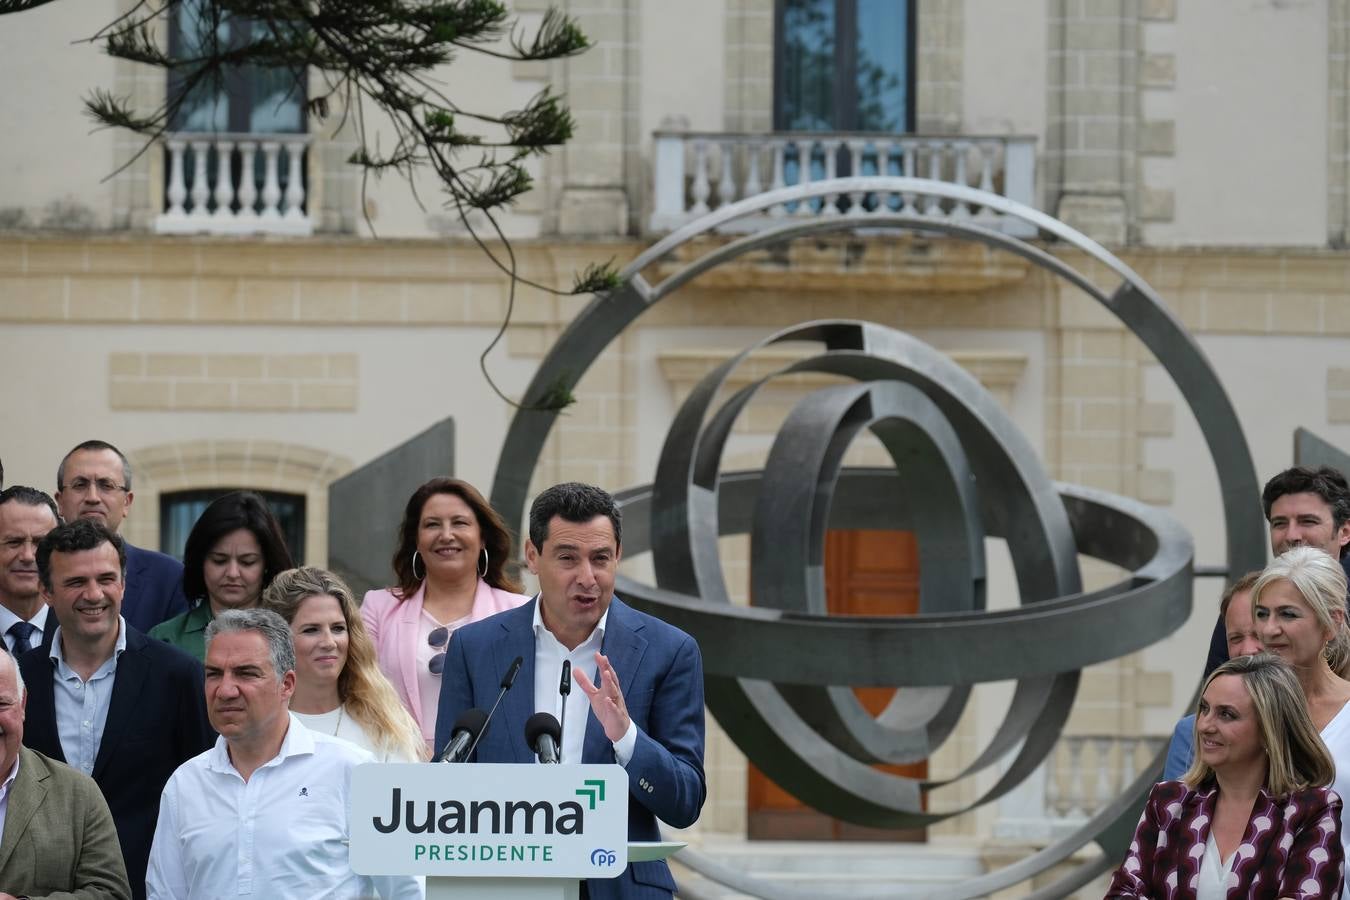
[1163,713,1195,781]
[49,616,127,775]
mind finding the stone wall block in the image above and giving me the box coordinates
[1139,53,1176,88]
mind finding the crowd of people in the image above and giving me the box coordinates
[0,442,707,899]
[1109,465,1350,899]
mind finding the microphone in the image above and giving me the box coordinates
[525,712,562,764]
[434,708,487,763]
[557,660,571,764]
[463,655,523,762]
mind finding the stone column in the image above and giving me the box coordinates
[1046,0,1138,244]
[553,0,642,236]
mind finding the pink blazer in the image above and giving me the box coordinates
[360,579,530,737]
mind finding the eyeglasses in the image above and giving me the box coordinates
[64,478,128,495]
[428,626,450,675]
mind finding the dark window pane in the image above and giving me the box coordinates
[780,0,838,132]
[855,0,910,132]
[160,489,306,565]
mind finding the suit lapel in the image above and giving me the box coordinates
[0,749,48,875]
[492,601,537,764]
[92,631,148,780]
[584,598,647,763]
[123,544,148,605]
[22,657,63,764]
[398,586,426,718]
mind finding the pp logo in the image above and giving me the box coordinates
[590,849,618,867]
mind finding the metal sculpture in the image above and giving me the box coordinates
[488,179,1270,897]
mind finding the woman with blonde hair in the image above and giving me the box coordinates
[263,566,426,762]
[1254,545,1350,896]
[1106,653,1342,898]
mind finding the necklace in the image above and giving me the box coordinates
[332,706,344,736]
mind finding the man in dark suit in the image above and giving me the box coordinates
[436,482,706,900]
[0,486,59,655]
[22,519,213,900]
[0,649,131,899]
[55,441,187,633]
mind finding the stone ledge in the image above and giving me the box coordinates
[109,352,358,412]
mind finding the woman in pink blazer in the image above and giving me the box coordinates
[361,477,529,751]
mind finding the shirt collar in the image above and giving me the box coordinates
[48,615,128,671]
[0,604,47,634]
[207,711,315,776]
[531,595,610,650]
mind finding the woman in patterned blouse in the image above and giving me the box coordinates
[1107,653,1343,899]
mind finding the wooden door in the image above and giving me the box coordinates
[746,528,927,841]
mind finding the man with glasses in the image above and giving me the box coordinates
[55,441,187,634]
[0,486,60,654]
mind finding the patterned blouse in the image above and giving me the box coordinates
[1106,781,1344,899]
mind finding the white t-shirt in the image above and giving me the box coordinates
[1320,699,1350,900]
[293,705,418,763]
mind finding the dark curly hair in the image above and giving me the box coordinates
[37,519,125,592]
[390,478,522,599]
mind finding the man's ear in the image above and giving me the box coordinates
[525,540,540,575]
[123,490,134,516]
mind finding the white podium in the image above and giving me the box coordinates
[350,763,684,900]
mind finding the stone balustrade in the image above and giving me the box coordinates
[649,130,1037,237]
[995,733,1168,843]
[155,133,313,236]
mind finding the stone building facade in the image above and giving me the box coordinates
[2,0,1349,893]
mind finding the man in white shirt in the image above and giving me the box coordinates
[0,486,59,655]
[146,608,421,900]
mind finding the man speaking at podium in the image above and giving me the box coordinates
[435,482,706,899]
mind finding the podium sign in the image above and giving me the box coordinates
[350,763,630,880]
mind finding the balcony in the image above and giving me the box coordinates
[155,132,313,236]
[649,130,1036,238]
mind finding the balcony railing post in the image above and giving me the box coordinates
[690,139,711,216]
[650,132,688,231]
[1003,137,1037,237]
[189,141,211,224]
[211,140,236,224]
[260,141,283,222]
[237,141,259,222]
[283,139,307,224]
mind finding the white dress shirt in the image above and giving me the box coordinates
[531,600,636,766]
[0,604,47,654]
[0,755,19,839]
[49,617,127,775]
[146,712,422,900]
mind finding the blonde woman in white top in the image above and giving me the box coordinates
[263,566,426,762]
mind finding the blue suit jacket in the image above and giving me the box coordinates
[122,543,188,634]
[1163,713,1195,782]
[18,625,214,900]
[435,596,706,900]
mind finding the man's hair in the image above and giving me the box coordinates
[1218,571,1263,618]
[36,519,126,592]
[1261,465,1350,530]
[0,485,60,524]
[205,608,296,683]
[528,482,622,550]
[1182,653,1335,795]
[56,440,132,492]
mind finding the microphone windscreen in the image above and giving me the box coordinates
[524,711,562,748]
[454,707,488,738]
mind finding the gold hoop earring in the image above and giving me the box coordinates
[411,550,426,581]
[479,547,489,579]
